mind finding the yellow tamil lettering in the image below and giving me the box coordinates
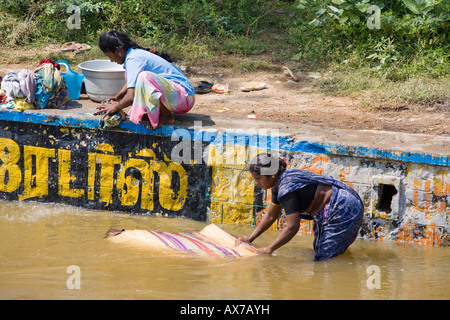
[155,160,188,211]
[87,143,121,205]
[0,138,22,193]
[135,149,158,210]
[137,148,187,211]
[58,149,85,198]
[117,158,154,209]
[19,146,55,200]
[87,153,96,200]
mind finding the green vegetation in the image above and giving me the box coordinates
[0,0,448,111]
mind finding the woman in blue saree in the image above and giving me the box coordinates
[238,153,364,261]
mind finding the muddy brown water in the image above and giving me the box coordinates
[1,200,449,300]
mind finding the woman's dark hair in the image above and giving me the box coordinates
[98,30,173,62]
[247,153,286,176]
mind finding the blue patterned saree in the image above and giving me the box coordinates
[277,170,364,260]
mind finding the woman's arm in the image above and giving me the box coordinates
[95,87,135,118]
[237,202,282,244]
[115,87,134,110]
[113,83,128,101]
[258,212,300,254]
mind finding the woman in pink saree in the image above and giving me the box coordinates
[95,30,195,129]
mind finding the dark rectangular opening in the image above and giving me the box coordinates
[376,184,397,213]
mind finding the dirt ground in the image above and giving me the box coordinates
[187,66,449,136]
[1,48,449,137]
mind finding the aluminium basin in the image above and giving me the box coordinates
[78,60,126,102]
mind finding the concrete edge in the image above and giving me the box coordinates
[1,108,448,167]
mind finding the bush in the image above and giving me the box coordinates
[289,0,449,79]
[0,0,283,42]
[0,0,447,81]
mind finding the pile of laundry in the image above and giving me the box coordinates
[0,58,69,111]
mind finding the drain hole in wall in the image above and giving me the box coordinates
[376,184,397,213]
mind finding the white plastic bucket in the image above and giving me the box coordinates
[78,60,126,102]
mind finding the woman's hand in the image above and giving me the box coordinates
[95,101,122,118]
[100,98,117,104]
[257,246,273,254]
[235,236,251,246]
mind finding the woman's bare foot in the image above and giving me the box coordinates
[159,103,175,127]
[159,112,175,126]
[139,113,154,129]
[138,106,175,130]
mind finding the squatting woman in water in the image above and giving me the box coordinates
[95,30,195,129]
[238,153,364,261]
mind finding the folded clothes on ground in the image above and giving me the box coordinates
[0,69,37,103]
[0,59,69,110]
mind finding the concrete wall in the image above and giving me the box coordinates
[0,109,448,247]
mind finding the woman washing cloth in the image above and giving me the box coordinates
[95,30,195,129]
[237,153,364,261]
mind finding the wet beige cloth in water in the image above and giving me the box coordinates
[107,223,257,259]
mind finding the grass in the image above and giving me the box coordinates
[315,66,449,113]
[366,77,449,112]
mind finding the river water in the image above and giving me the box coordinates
[1,200,449,300]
